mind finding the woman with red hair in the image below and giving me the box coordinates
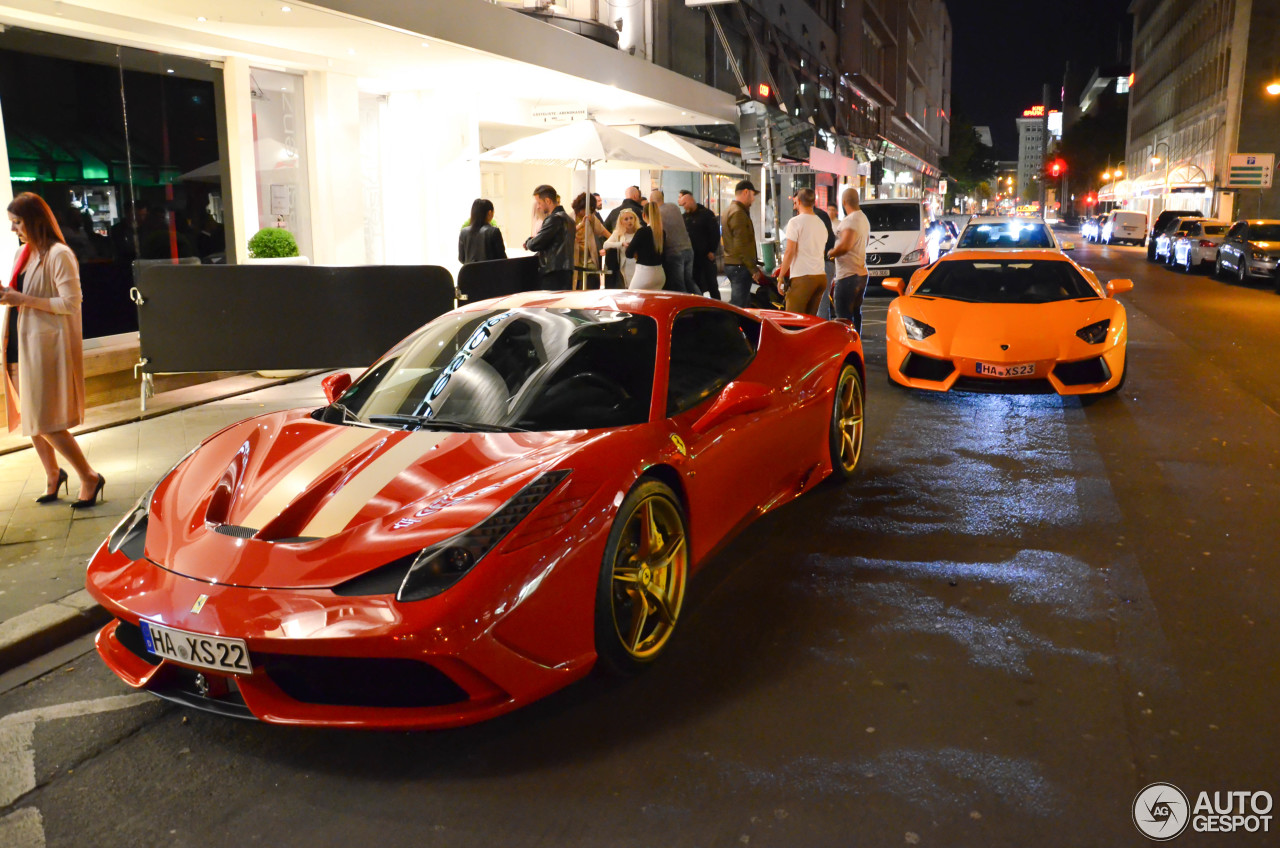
[2,192,104,507]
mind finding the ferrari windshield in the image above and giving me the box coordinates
[956,221,1054,249]
[336,308,657,431]
[914,260,1099,303]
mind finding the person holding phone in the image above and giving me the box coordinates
[2,192,104,508]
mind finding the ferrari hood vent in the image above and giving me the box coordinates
[213,524,258,539]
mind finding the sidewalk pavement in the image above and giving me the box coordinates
[0,371,347,672]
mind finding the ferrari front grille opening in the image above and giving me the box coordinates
[901,352,956,382]
[115,619,161,666]
[1054,357,1112,386]
[264,655,470,708]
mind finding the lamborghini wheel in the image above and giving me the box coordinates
[829,363,865,481]
[594,479,688,675]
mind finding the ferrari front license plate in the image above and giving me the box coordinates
[975,362,1035,378]
[140,620,253,674]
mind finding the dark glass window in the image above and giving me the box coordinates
[1248,224,1280,241]
[915,260,1099,304]
[666,308,758,415]
[863,203,922,232]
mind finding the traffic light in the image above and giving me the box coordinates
[1046,158,1067,179]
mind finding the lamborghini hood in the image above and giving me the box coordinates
[143,411,592,589]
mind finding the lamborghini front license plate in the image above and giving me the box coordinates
[975,362,1035,378]
[140,620,253,674]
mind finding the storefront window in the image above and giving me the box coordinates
[249,68,312,260]
[1,27,226,339]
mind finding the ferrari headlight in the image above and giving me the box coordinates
[901,315,936,341]
[105,447,200,561]
[902,248,926,263]
[396,470,570,602]
[1076,319,1111,345]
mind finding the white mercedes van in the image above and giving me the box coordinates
[860,199,931,281]
[1102,210,1148,245]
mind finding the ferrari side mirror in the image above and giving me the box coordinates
[691,381,771,435]
[322,372,353,404]
[881,277,904,295]
[1106,278,1134,296]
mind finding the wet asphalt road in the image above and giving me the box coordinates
[2,240,1278,848]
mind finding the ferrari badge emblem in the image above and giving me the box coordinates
[669,434,687,456]
[191,594,209,614]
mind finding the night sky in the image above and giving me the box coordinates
[945,0,1132,158]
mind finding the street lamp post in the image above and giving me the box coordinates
[1150,140,1170,216]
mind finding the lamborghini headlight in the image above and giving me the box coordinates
[901,315,937,341]
[396,470,571,602]
[1076,319,1111,345]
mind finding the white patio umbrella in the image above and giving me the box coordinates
[640,131,748,175]
[479,119,693,286]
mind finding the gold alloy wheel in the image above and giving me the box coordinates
[609,495,687,660]
[835,367,865,473]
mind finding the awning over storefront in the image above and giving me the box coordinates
[1130,163,1210,197]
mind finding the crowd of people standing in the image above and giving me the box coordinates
[460,178,870,325]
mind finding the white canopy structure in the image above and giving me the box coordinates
[640,131,748,175]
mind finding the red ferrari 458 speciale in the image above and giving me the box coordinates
[86,290,865,729]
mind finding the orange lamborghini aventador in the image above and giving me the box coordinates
[882,249,1133,395]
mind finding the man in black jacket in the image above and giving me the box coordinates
[524,185,574,290]
[678,190,721,299]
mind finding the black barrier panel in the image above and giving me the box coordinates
[135,264,455,373]
[456,255,541,304]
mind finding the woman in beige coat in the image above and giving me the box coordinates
[2,192,104,508]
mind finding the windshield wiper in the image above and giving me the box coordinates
[366,414,528,433]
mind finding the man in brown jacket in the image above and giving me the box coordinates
[722,180,767,307]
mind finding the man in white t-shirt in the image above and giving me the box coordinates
[775,188,829,315]
[826,187,872,332]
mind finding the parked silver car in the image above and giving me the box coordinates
[1171,220,1229,273]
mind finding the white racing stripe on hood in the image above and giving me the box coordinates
[241,427,380,530]
[300,430,451,538]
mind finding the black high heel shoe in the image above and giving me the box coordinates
[71,473,106,510]
[35,468,69,504]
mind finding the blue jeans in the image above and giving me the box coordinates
[663,249,697,294]
[831,274,870,333]
[727,264,755,308]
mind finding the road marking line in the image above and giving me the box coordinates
[0,693,153,728]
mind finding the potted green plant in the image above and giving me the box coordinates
[247,227,301,259]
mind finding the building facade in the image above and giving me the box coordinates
[1016,114,1046,206]
[1125,0,1280,220]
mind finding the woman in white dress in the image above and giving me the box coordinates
[625,202,666,291]
[601,209,639,287]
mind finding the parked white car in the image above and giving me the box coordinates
[1171,220,1230,273]
[1102,210,1148,245]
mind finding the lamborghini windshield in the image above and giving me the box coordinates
[956,220,1054,249]
[914,259,1099,303]
[333,308,656,431]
